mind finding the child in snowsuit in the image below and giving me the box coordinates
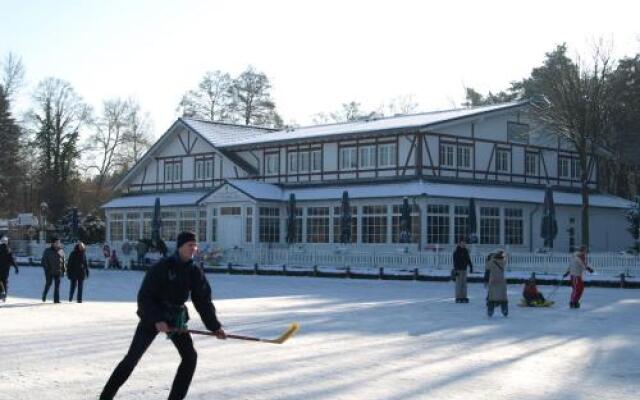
[562,246,593,308]
[522,275,546,306]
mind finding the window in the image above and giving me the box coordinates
[211,208,217,242]
[288,152,298,173]
[306,207,330,243]
[125,212,140,242]
[559,157,569,178]
[505,208,523,245]
[496,149,510,173]
[339,147,357,170]
[198,210,207,241]
[333,206,357,243]
[378,143,397,168]
[195,158,214,181]
[259,207,280,243]
[440,143,455,167]
[427,205,450,244]
[180,210,197,235]
[525,152,538,176]
[480,207,500,244]
[109,213,124,241]
[142,212,152,238]
[454,206,469,243]
[161,211,177,241]
[362,205,387,243]
[245,207,253,243]
[220,207,241,216]
[559,157,580,179]
[392,204,420,243]
[359,145,376,169]
[299,151,310,173]
[456,145,472,169]
[571,158,581,179]
[311,150,322,172]
[507,121,529,144]
[265,153,279,176]
[164,160,182,183]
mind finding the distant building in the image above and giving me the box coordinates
[103,101,632,252]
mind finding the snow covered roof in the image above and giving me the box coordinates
[212,102,527,148]
[101,191,210,209]
[180,118,276,147]
[221,179,632,209]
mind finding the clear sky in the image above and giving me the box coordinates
[2,0,639,139]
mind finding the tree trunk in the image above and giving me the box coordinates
[581,180,590,248]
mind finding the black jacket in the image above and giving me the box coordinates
[137,252,221,332]
[453,246,473,272]
[42,247,65,276]
[0,244,18,278]
[67,249,89,280]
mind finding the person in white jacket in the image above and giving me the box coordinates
[562,246,594,308]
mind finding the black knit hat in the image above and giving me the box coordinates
[176,231,197,249]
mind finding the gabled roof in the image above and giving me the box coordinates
[102,191,211,209]
[215,101,528,148]
[180,118,276,147]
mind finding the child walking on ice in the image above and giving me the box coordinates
[563,245,593,308]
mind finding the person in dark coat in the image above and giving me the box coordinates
[100,231,226,400]
[67,241,89,303]
[41,237,65,303]
[452,239,473,303]
[0,236,19,302]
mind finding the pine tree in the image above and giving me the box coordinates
[626,196,640,253]
[0,84,24,217]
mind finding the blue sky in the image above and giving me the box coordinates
[2,0,639,138]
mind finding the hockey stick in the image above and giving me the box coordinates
[175,322,300,344]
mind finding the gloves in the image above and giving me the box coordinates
[587,267,594,273]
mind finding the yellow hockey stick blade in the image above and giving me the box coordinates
[265,322,300,344]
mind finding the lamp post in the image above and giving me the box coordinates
[39,201,48,243]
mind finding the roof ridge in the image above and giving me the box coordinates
[181,117,278,131]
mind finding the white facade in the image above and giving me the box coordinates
[103,102,633,253]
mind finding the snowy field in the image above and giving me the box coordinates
[1,267,639,400]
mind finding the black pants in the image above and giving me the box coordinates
[100,322,197,400]
[69,279,84,302]
[43,274,61,303]
[1,275,8,295]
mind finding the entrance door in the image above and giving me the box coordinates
[219,206,243,248]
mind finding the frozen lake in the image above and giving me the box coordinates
[1,267,639,400]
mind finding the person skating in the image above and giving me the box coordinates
[41,237,65,303]
[452,239,474,303]
[484,250,508,317]
[562,245,593,309]
[522,273,547,306]
[100,231,226,400]
[0,236,19,302]
[67,241,89,303]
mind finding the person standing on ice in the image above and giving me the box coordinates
[562,245,593,309]
[67,241,89,303]
[0,236,19,302]
[100,231,226,400]
[41,237,65,303]
[452,239,474,303]
[484,249,508,317]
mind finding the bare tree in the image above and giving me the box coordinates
[230,66,282,127]
[379,94,419,116]
[120,101,153,166]
[528,44,617,247]
[177,70,233,121]
[1,52,25,99]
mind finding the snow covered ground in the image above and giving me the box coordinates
[1,267,639,400]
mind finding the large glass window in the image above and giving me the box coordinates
[142,212,152,238]
[259,207,280,243]
[391,204,420,243]
[359,145,376,169]
[125,212,140,242]
[333,206,357,243]
[339,147,357,171]
[109,213,124,241]
[198,210,207,241]
[454,206,469,243]
[362,205,387,243]
[161,211,177,241]
[306,207,329,243]
[480,207,500,244]
[180,210,197,235]
[427,205,450,244]
[505,208,523,245]
[378,143,397,168]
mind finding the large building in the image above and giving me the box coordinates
[103,101,632,253]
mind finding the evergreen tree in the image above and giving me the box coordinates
[0,84,24,217]
[229,66,282,128]
[625,196,640,253]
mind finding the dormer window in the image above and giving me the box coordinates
[164,160,182,182]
